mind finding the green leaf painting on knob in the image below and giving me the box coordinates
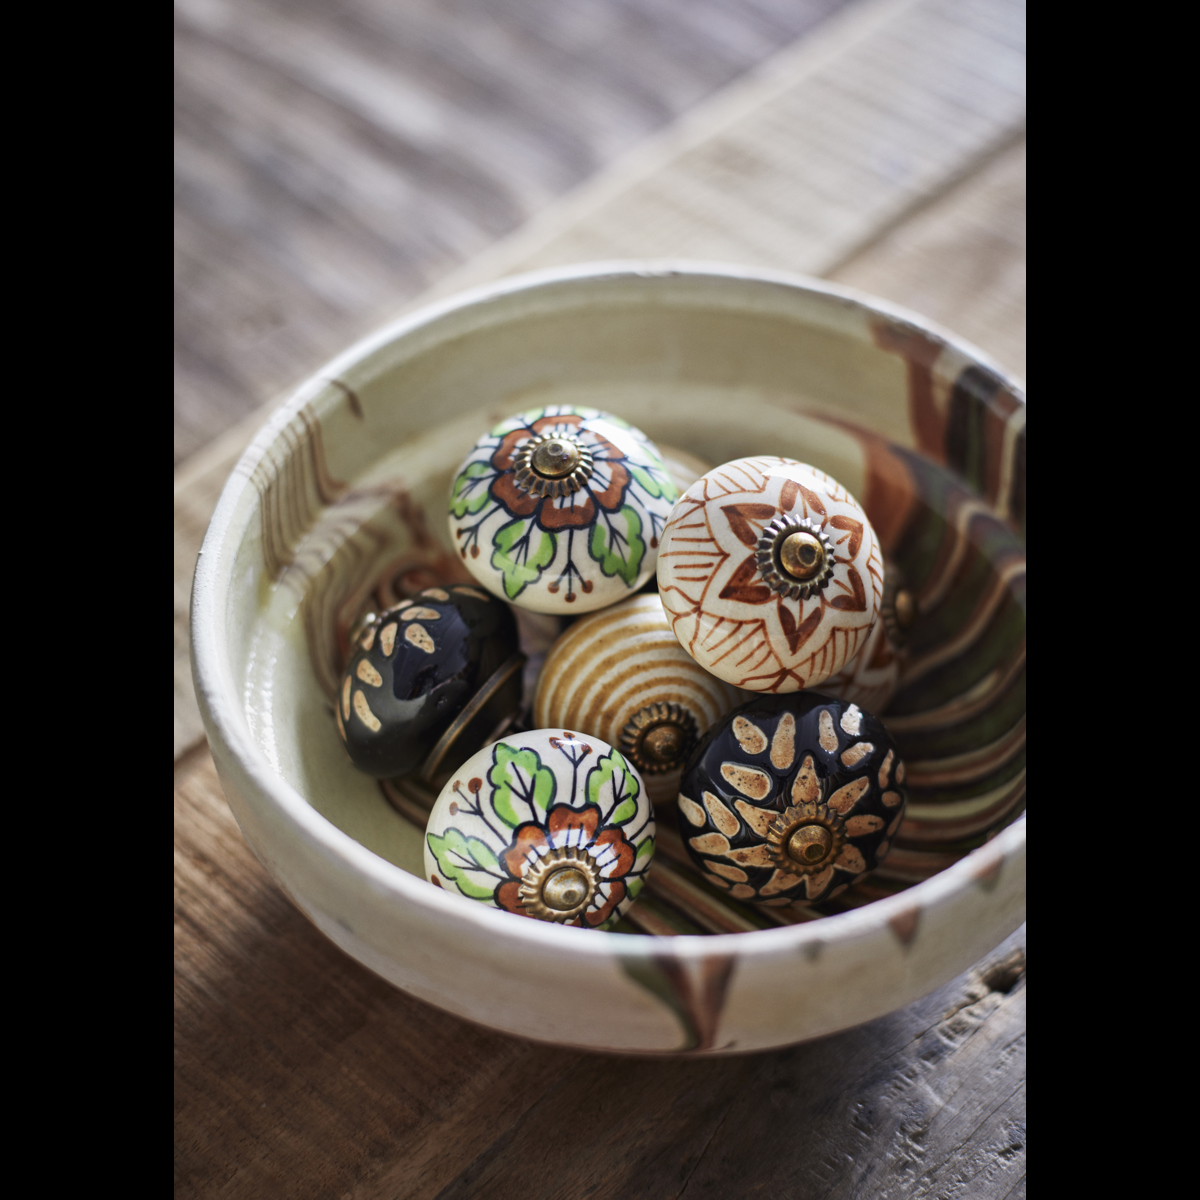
[489,741,558,829]
[492,518,557,600]
[448,405,679,607]
[586,746,641,826]
[450,459,496,518]
[588,504,645,585]
[426,828,503,901]
[628,460,677,502]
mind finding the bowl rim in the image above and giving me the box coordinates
[190,258,1026,967]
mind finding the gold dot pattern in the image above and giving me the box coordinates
[732,717,768,755]
[379,623,398,656]
[719,763,772,800]
[841,741,874,768]
[818,710,838,754]
[355,660,383,687]
[352,690,381,732]
[404,624,436,654]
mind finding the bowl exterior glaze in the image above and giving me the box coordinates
[191,262,1026,1055]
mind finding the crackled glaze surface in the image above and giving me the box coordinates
[678,693,906,904]
[448,407,678,613]
[657,458,884,692]
[424,729,656,929]
[532,595,743,804]
[337,586,520,777]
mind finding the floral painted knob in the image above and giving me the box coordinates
[657,457,884,692]
[424,729,656,929]
[448,406,678,613]
[677,693,906,904]
[337,585,521,778]
[533,594,743,804]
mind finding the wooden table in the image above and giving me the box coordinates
[175,0,1026,1193]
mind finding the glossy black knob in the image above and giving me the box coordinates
[336,585,520,778]
[677,692,906,904]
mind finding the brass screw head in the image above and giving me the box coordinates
[541,866,591,912]
[531,437,582,479]
[755,517,835,600]
[517,845,600,921]
[620,702,699,774]
[641,723,685,766]
[894,588,916,629]
[767,803,846,873]
[779,531,826,581]
[786,823,833,866]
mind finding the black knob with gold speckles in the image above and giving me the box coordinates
[677,692,906,905]
[336,585,520,778]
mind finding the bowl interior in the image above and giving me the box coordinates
[223,266,1025,915]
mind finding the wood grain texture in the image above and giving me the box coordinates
[175,0,851,463]
[829,134,1027,380]
[429,0,1026,346]
[177,747,1024,1199]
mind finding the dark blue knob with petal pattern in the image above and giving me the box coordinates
[677,692,906,905]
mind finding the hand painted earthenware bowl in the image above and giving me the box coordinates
[191,262,1026,1054]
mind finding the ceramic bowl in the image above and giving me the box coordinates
[191,262,1026,1055]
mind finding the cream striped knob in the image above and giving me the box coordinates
[533,595,743,803]
[657,457,884,692]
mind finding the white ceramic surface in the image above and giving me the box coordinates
[191,262,1026,1054]
[448,406,678,613]
[424,728,655,930]
[657,457,883,692]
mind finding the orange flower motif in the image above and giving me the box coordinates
[497,803,638,928]
[490,414,632,531]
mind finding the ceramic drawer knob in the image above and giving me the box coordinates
[448,406,679,614]
[818,562,916,713]
[533,594,743,804]
[337,586,521,779]
[424,729,656,929]
[657,457,884,692]
[677,693,906,904]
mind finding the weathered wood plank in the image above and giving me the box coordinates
[428,0,1026,335]
[829,134,1026,380]
[174,0,851,462]
[430,939,1025,1198]
[175,730,1026,1197]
